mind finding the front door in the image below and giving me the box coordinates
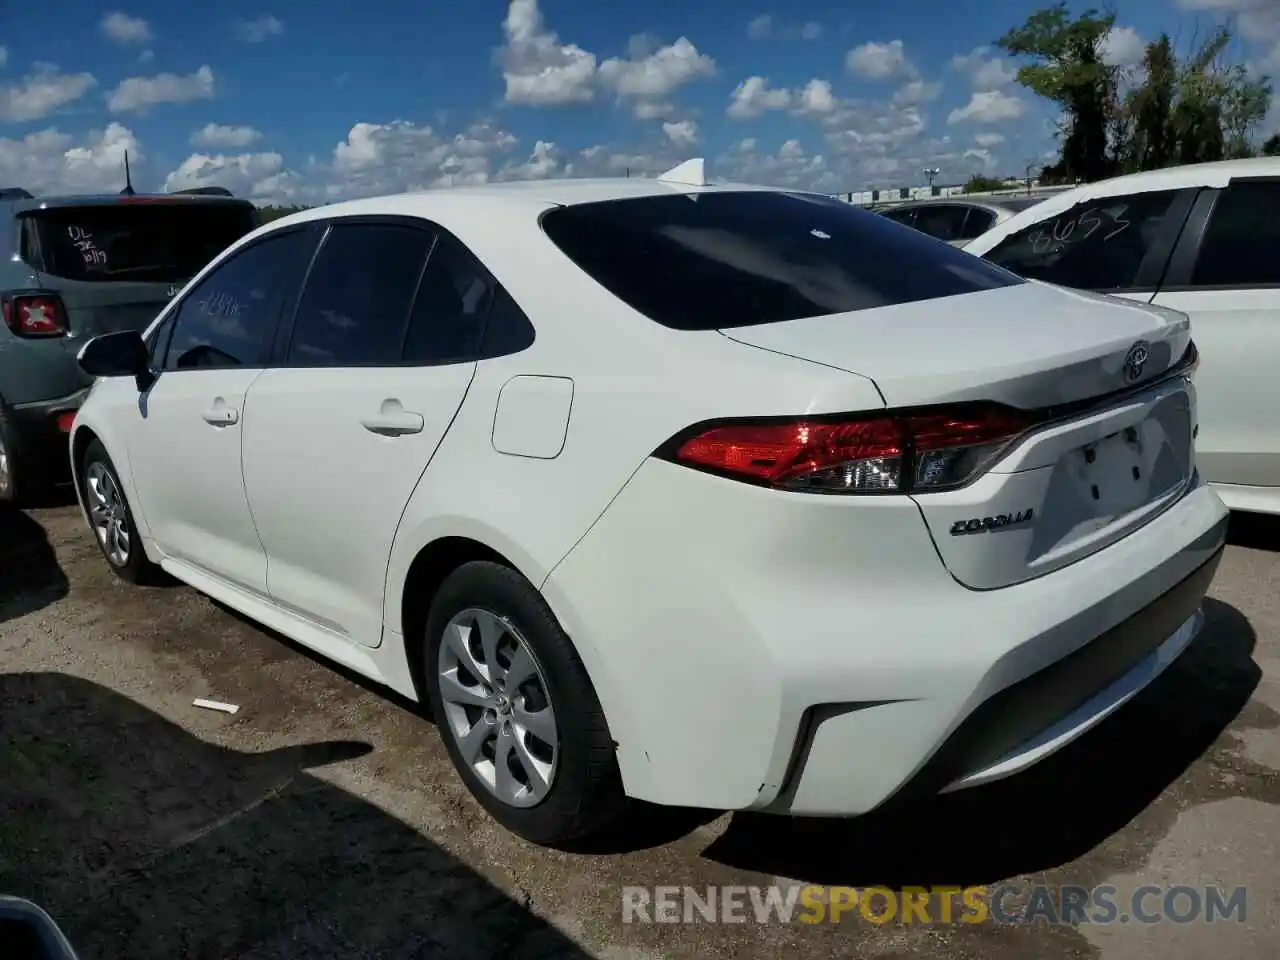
[127,227,318,595]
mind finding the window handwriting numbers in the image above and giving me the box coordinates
[67,224,108,268]
[1022,206,1130,258]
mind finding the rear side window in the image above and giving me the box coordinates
[881,208,916,226]
[285,223,434,366]
[401,234,493,366]
[983,190,1178,291]
[539,191,1022,330]
[911,205,970,242]
[23,202,257,284]
[1191,180,1280,287]
[958,207,996,240]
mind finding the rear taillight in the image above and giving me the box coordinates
[1184,339,1199,376]
[2,292,68,338]
[662,404,1031,494]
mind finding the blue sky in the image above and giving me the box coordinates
[1,0,1277,204]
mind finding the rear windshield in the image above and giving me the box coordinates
[996,197,1047,213]
[539,191,1024,330]
[23,202,257,284]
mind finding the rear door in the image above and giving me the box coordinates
[241,218,492,648]
[978,187,1199,305]
[1150,178,1280,493]
[20,199,257,370]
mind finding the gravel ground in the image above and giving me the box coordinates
[2,502,1279,959]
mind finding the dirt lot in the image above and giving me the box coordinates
[2,502,1279,959]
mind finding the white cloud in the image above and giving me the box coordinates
[0,67,97,122]
[747,15,822,40]
[948,89,1026,125]
[107,66,215,113]
[191,123,263,149]
[598,36,715,105]
[662,119,698,145]
[975,132,1006,147]
[894,78,942,107]
[1101,26,1146,67]
[796,78,839,116]
[498,4,714,117]
[949,47,1018,91]
[235,15,285,43]
[716,138,832,191]
[727,76,792,119]
[0,47,7,67]
[101,12,153,44]
[164,151,297,200]
[0,123,140,195]
[498,0,598,105]
[747,15,773,39]
[847,40,914,80]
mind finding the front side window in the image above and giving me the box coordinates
[540,191,1023,331]
[983,189,1179,291]
[285,223,435,366]
[162,229,315,371]
[1191,180,1280,287]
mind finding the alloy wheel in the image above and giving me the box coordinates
[437,607,559,807]
[85,461,131,566]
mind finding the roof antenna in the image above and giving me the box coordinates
[120,151,136,197]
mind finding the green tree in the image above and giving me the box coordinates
[1122,34,1177,172]
[257,204,310,223]
[962,174,1009,193]
[997,2,1120,184]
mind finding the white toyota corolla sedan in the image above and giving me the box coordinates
[70,160,1227,846]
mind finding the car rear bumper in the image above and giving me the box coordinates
[8,388,89,480]
[542,459,1229,815]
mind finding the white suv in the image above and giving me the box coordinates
[69,172,1227,845]
[965,157,1280,515]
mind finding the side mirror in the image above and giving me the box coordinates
[0,896,80,959]
[76,331,154,392]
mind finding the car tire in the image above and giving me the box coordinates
[79,439,160,584]
[423,560,627,846]
[0,404,18,508]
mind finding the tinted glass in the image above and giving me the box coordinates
[912,205,970,242]
[402,234,493,365]
[1191,181,1280,287]
[984,190,1177,291]
[997,197,1047,214]
[957,207,996,240]
[163,230,314,370]
[286,223,433,366]
[540,191,1022,331]
[27,202,257,284]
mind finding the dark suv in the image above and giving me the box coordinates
[0,186,257,503]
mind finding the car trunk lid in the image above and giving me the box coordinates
[722,281,1198,589]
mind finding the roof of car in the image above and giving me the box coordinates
[273,175,817,232]
[964,156,1280,254]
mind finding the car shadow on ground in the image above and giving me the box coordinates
[703,597,1262,888]
[1227,511,1280,552]
[0,672,592,960]
[0,509,69,623]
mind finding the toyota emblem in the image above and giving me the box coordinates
[1122,340,1150,383]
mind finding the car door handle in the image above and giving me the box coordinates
[201,406,239,427]
[360,411,425,437]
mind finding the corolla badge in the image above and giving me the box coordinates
[1123,340,1151,383]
